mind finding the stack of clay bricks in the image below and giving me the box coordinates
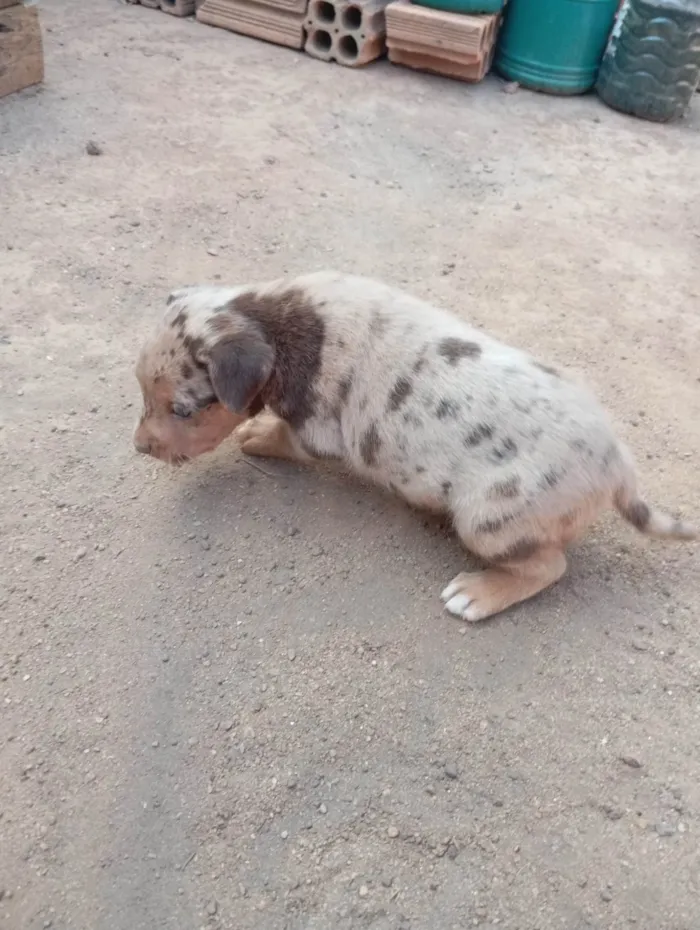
[196,0,307,50]
[0,0,43,99]
[130,0,203,16]
[385,0,499,82]
[304,0,389,67]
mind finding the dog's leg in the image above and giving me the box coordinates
[236,412,314,464]
[440,546,567,622]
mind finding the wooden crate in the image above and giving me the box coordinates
[0,4,44,99]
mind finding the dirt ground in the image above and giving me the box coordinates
[1,2,699,928]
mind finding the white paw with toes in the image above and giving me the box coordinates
[440,574,493,623]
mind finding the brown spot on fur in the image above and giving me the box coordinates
[570,438,593,458]
[416,465,426,474]
[539,468,560,490]
[369,309,389,337]
[619,498,650,531]
[602,443,618,469]
[491,538,540,564]
[226,288,326,428]
[337,373,353,408]
[181,361,193,380]
[438,338,482,365]
[183,334,205,360]
[489,437,518,463]
[209,313,235,335]
[465,423,494,447]
[476,517,509,534]
[535,361,559,378]
[489,476,521,500]
[387,377,413,412]
[359,421,381,467]
[436,399,459,420]
[404,412,423,428]
[413,354,426,375]
[441,481,452,497]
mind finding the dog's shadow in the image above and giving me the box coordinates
[175,446,457,556]
[166,442,666,635]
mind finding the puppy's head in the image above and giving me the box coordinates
[134,286,274,465]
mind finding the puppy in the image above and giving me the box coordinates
[134,271,696,621]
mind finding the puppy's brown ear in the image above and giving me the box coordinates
[207,327,274,414]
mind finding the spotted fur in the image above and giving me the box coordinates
[134,271,696,620]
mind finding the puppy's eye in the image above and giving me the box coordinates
[171,405,194,420]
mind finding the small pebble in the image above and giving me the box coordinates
[444,763,458,779]
[318,803,327,815]
[206,900,218,916]
[74,547,87,561]
[503,81,520,94]
[601,889,613,903]
[620,755,642,769]
[387,825,399,839]
[86,140,103,156]
[655,822,675,837]
[358,885,368,898]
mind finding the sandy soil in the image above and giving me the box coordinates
[1,2,699,928]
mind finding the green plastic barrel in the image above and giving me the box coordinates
[412,0,504,14]
[596,0,700,122]
[494,0,620,94]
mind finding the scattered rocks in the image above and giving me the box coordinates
[620,755,642,769]
[601,804,624,821]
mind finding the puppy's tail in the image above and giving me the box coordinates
[613,459,696,541]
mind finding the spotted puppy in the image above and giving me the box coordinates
[134,271,695,621]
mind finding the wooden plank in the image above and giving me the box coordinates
[0,5,44,99]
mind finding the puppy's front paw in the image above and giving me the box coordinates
[235,412,312,464]
[235,413,280,456]
[441,573,501,623]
